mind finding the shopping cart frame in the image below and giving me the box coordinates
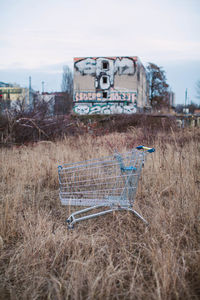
[58,146,155,228]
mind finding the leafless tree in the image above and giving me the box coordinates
[11,98,26,114]
[61,65,73,96]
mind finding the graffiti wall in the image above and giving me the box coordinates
[73,56,149,114]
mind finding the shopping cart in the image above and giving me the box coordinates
[58,145,155,228]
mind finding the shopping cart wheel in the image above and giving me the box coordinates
[67,223,74,229]
[66,217,74,229]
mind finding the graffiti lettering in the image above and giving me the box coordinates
[74,57,137,91]
[74,91,137,102]
[74,104,137,115]
[74,57,136,77]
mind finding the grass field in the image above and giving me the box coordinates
[0,127,200,299]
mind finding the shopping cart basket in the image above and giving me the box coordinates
[58,145,155,228]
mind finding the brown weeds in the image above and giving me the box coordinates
[0,129,200,299]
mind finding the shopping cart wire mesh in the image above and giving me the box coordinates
[58,145,155,228]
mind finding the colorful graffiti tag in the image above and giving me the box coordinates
[74,104,137,115]
[74,57,137,76]
[75,92,101,101]
[74,91,137,102]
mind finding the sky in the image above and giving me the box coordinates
[0,0,200,105]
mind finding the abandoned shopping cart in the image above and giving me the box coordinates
[58,145,155,228]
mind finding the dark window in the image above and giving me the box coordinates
[102,92,107,99]
[103,76,107,84]
[102,61,109,70]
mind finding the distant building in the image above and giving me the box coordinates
[73,56,150,115]
[169,91,175,107]
[0,82,30,109]
[34,92,72,115]
[194,109,200,115]
[0,82,10,88]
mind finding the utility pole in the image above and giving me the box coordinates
[185,88,187,114]
[42,81,44,94]
[29,76,33,108]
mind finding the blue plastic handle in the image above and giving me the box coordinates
[136,146,155,153]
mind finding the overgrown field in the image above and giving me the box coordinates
[0,128,200,299]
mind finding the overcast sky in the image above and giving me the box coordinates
[0,0,200,104]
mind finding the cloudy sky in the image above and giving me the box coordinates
[0,0,200,104]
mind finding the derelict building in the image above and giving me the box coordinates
[73,56,150,114]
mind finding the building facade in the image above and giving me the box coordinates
[73,56,150,115]
[0,82,30,109]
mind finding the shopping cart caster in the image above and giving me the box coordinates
[66,217,74,229]
[67,223,74,229]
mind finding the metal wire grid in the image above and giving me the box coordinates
[58,149,145,208]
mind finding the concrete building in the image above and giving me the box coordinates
[73,56,150,115]
[0,82,30,109]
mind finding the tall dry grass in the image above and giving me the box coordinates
[0,128,200,299]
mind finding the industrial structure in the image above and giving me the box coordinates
[73,56,150,114]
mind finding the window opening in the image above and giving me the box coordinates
[102,61,109,70]
[102,92,107,99]
[102,76,108,84]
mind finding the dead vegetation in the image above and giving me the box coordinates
[0,112,177,146]
[0,128,200,299]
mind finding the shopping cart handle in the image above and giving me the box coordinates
[136,146,155,153]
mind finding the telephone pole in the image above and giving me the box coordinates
[29,76,33,108]
[185,88,187,114]
[42,81,45,94]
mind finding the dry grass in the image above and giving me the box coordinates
[0,128,200,299]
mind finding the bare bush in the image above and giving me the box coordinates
[0,112,178,146]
